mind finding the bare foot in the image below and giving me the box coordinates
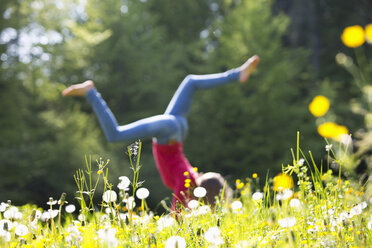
[62,80,95,97]
[239,55,260,83]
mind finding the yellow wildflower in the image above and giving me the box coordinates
[193,167,198,172]
[183,171,189,176]
[184,179,191,183]
[341,25,365,48]
[366,23,372,43]
[184,183,190,188]
[317,122,348,140]
[97,169,103,175]
[309,95,330,117]
[236,182,244,190]
[252,173,258,179]
[273,173,293,191]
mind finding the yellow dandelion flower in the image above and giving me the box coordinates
[341,25,365,48]
[97,170,103,175]
[252,173,258,179]
[309,95,330,117]
[317,122,348,140]
[236,182,244,190]
[273,173,293,191]
[183,171,189,176]
[366,23,372,43]
[235,179,241,185]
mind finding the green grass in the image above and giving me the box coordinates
[0,137,371,248]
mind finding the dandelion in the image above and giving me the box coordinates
[124,196,136,210]
[341,25,365,48]
[317,122,348,140]
[165,236,186,248]
[118,176,131,190]
[14,224,28,236]
[188,200,199,210]
[252,192,264,201]
[4,206,22,220]
[0,230,11,242]
[65,204,76,214]
[278,217,296,228]
[0,202,9,212]
[136,187,150,200]
[276,189,293,201]
[289,198,301,208]
[157,216,177,231]
[42,209,59,221]
[366,23,372,43]
[193,187,207,198]
[231,200,243,212]
[78,214,86,222]
[0,220,13,232]
[252,173,258,179]
[273,173,293,192]
[309,95,330,117]
[204,226,224,246]
[97,227,118,247]
[47,197,58,206]
[102,190,117,203]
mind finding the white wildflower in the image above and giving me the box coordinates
[298,158,305,166]
[0,230,11,242]
[187,200,199,210]
[102,190,117,203]
[289,198,301,208]
[4,206,21,220]
[165,236,186,248]
[66,225,82,243]
[65,204,76,214]
[42,209,59,221]
[325,144,333,152]
[193,187,207,198]
[252,192,264,201]
[97,227,118,247]
[204,226,224,246]
[231,200,243,212]
[368,221,372,230]
[47,197,58,206]
[0,220,12,232]
[118,176,131,190]
[157,216,176,231]
[349,204,363,217]
[136,188,150,200]
[124,196,136,210]
[14,224,28,236]
[278,217,296,228]
[78,214,86,222]
[275,189,293,201]
[359,201,367,209]
[0,202,9,212]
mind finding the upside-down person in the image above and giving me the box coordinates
[62,55,260,210]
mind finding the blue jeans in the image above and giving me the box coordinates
[86,68,240,144]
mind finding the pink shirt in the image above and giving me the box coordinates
[152,141,198,209]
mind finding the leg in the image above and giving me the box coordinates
[165,55,259,116]
[63,81,183,144]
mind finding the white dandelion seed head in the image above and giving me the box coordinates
[78,214,86,222]
[289,198,301,208]
[231,200,243,212]
[124,196,136,209]
[97,227,118,247]
[187,200,199,210]
[65,204,76,214]
[252,192,264,201]
[0,230,11,242]
[278,217,296,228]
[350,204,363,217]
[14,224,28,236]
[204,226,224,245]
[0,220,13,232]
[118,176,131,190]
[47,197,58,206]
[102,190,117,203]
[0,202,9,212]
[359,201,367,209]
[157,216,177,231]
[136,187,150,200]
[4,206,21,220]
[193,187,207,198]
[165,236,186,248]
[368,221,372,230]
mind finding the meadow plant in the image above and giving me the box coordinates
[0,136,370,247]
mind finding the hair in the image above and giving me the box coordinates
[195,172,233,207]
